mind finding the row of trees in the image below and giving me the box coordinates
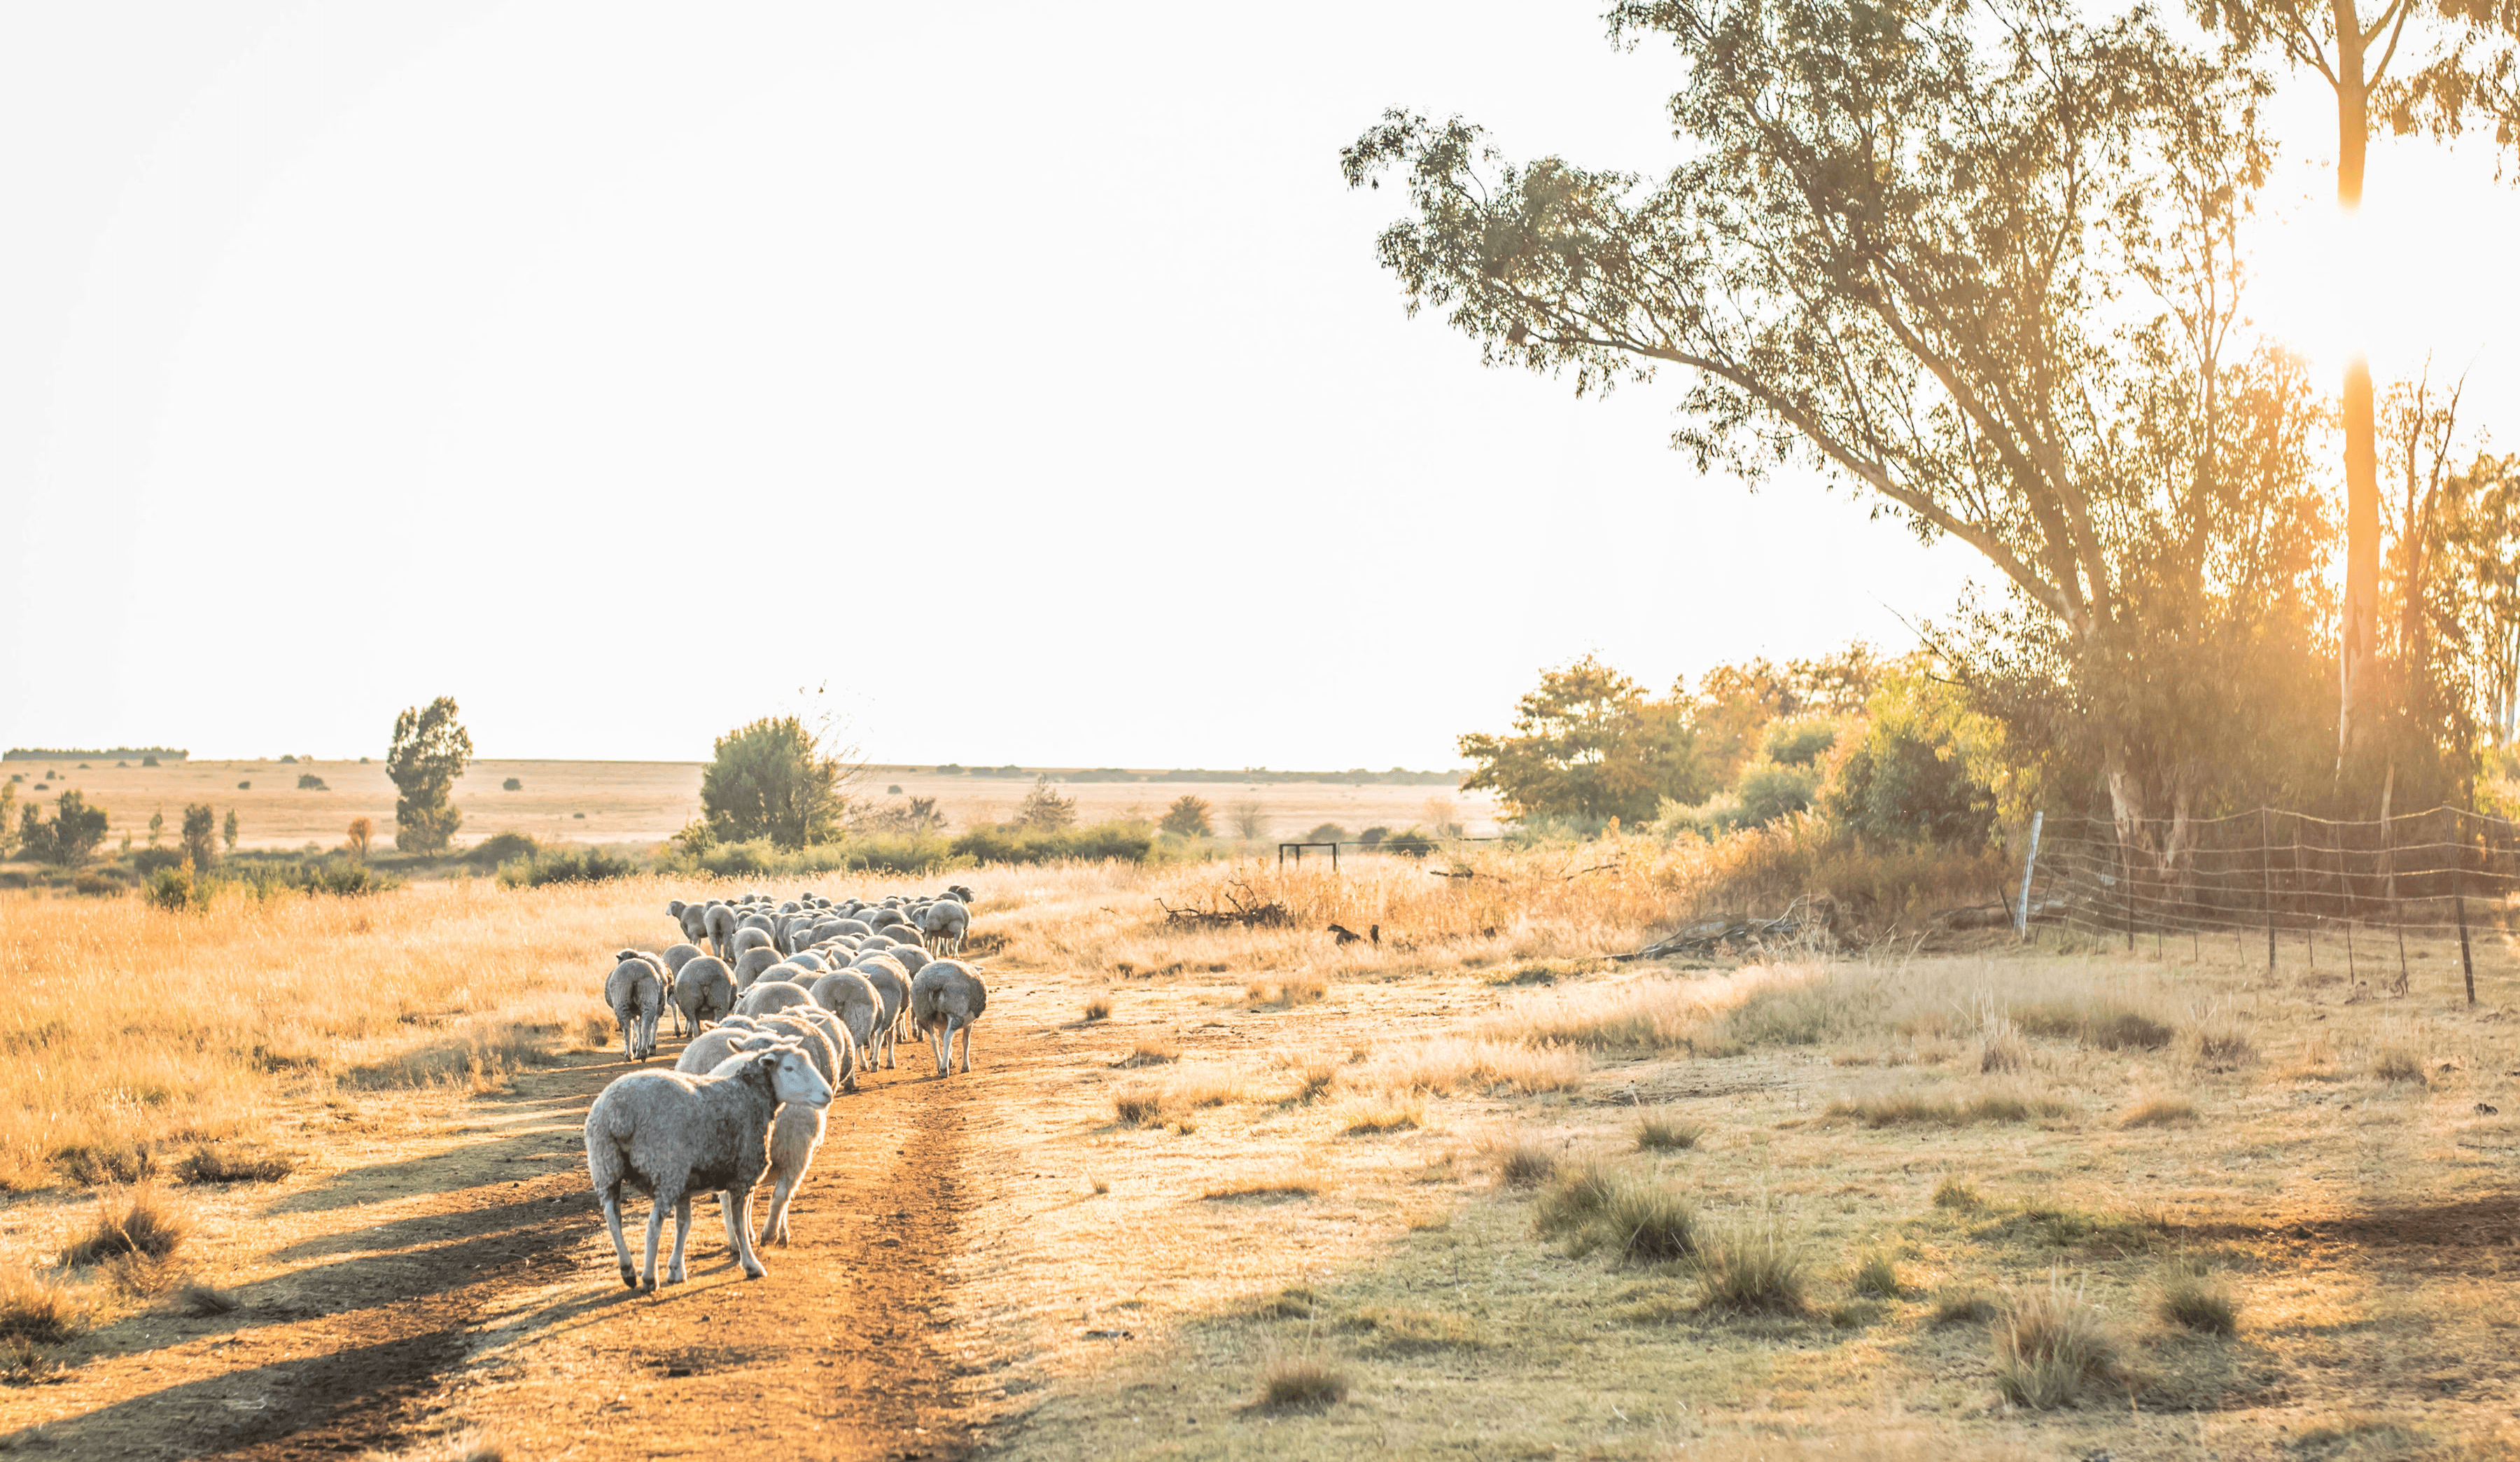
[1349,0,2520,863]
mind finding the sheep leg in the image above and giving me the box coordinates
[666,1194,694,1285]
[731,1188,769,1279]
[959,1019,974,1073]
[760,1172,797,1247]
[600,1183,636,1289]
[640,1195,667,1294]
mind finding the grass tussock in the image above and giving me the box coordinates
[1697,1216,1808,1314]
[1362,1036,1588,1096]
[62,1187,188,1266]
[179,1281,244,1316]
[2155,1256,2239,1335]
[1635,1113,1704,1151]
[2370,1047,2427,1083]
[1342,1097,1424,1135]
[1112,1040,1180,1068]
[1933,1290,1998,1325]
[1494,1139,1558,1190]
[2120,1096,2199,1129]
[54,1141,155,1187]
[1932,1175,1985,1210]
[1473,965,1828,1052]
[1113,1089,1169,1127]
[1289,1064,1338,1104]
[1826,1092,2071,1127]
[174,1144,295,1185]
[1532,1159,1622,1239]
[1603,1185,1698,1264]
[1256,1356,1348,1410]
[1348,1306,1489,1353]
[2192,1025,2254,1066]
[0,1269,82,1345]
[1246,972,1328,1008]
[1851,1250,1906,1298]
[1993,1275,2124,1409]
[1082,994,1112,1022]
[1203,1171,1322,1201]
[2014,1001,2176,1051]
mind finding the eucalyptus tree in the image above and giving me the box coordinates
[1345,0,2334,860]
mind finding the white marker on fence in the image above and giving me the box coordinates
[2014,810,2043,938]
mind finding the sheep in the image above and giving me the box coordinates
[746,1016,847,1246]
[808,969,883,1066]
[885,943,934,977]
[729,926,775,965]
[662,942,705,976]
[668,900,712,948]
[671,954,737,1031]
[736,979,814,1019]
[946,883,976,907]
[605,952,666,1062]
[867,907,909,932]
[919,898,970,955]
[732,945,787,991]
[884,924,930,952]
[909,960,988,1075]
[855,961,911,1068]
[583,1039,832,1290]
[676,1026,776,1074]
[703,903,740,960]
[830,917,874,939]
[786,949,828,974]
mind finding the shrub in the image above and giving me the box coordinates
[1256,1356,1348,1410]
[1226,798,1270,841]
[1532,1160,1620,1238]
[1357,826,1392,846]
[2371,1048,2426,1083]
[1933,1290,1998,1325]
[62,1188,188,1265]
[55,1141,155,1185]
[147,860,206,912]
[1764,717,1842,767]
[951,820,1153,865]
[2155,1258,2239,1336]
[141,755,158,767]
[2194,1026,2254,1065]
[1083,995,1113,1022]
[180,802,218,870]
[1933,1175,1984,1210]
[388,697,472,853]
[466,831,539,867]
[2087,1007,2176,1051]
[130,846,187,875]
[1604,1185,1698,1264]
[300,859,392,896]
[1993,1276,2123,1409]
[1159,795,1214,837]
[345,816,374,861]
[20,789,110,866]
[236,781,250,790]
[1635,1115,1703,1151]
[500,848,639,887]
[1382,828,1439,857]
[501,777,522,791]
[1733,763,1822,826]
[222,809,237,852]
[1698,1218,1807,1314]
[174,1146,295,1184]
[1113,1089,1168,1127]
[295,772,329,791]
[0,1269,81,1346]
[1012,775,1078,831]
[1303,822,1350,844]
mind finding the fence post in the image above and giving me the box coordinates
[2453,809,2476,1006]
[1331,840,1340,874]
[2013,811,2043,938]
[2120,823,2135,952]
[2260,807,2276,972]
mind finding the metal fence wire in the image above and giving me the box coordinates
[2030,805,2520,1001]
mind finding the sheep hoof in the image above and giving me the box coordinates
[640,1275,657,1295]
[742,1263,768,1280]
[618,1266,638,1289]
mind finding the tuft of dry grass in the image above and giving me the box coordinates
[2370,1047,2427,1083]
[1635,1113,1704,1150]
[1603,1185,1698,1264]
[1851,1250,1906,1298]
[1288,1063,1338,1104]
[1112,1089,1169,1127]
[62,1187,188,1266]
[1993,1274,2124,1408]
[1112,1040,1180,1068]
[0,1269,81,1346]
[1932,1175,1985,1210]
[1082,994,1113,1022]
[1342,1097,1424,1135]
[1472,965,1825,1052]
[178,1281,243,1316]
[1349,1306,1489,1353]
[1494,1139,1558,1190]
[1256,1356,1348,1410]
[1362,1036,1588,1096]
[53,1141,155,1187]
[1203,1170,1322,1201]
[2192,1024,2254,1066]
[1532,1158,1622,1239]
[2155,1256,2239,1335]
[1698,1216,1808,1314]
[173,1144,295,1185]
[2119,1096,2198,1128]
[1933,1290,1998,1325]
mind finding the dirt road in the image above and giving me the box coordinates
[3,1024,1032,1461]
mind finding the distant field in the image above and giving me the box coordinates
[2,759,1497,851]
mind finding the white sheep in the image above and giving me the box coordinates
[854,961,911,1069]
[605,952,666,1062]
[672,954,737,1032]
[729,926,776,966]
[808,969,882,1066]
[703,903,740,960]
[919,898,970,956]
[736,979,814,1019]
[583,1040,832,1290]
[667,900,713,948]
[909,960,988,1075]
[732,946,787,991]
[750,1013,848,1246]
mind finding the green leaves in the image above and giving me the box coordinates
[387,697,471,854]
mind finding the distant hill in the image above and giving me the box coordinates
[4,746,188,761]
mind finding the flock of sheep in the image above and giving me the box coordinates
[580,886,989,1292]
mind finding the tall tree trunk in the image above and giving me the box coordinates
[2335,0,2383,788]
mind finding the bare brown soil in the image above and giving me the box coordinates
[0,1020,1044,1461]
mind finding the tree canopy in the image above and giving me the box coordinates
[388,697,472,854]
[700,716,852,849]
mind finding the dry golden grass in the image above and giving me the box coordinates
[59,1187,187,1267]
[0,877,685,1189]
[1991,1274,2124,1409]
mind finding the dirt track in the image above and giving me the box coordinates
[2,1024,1031,1461]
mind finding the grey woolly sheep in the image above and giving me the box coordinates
[750,1013,848,1245]
[673,954,737,1032]
[584,1040,831,1290]
[732,945,787,991]
[809,969,883,1066]
[606,952,666,1062]
[919,898,970,956]
[786,949,827,974]
[867,907,909,932]
[676,1026,777,1075]
[703,902,740,960]
[856,961,911,1068]
[729,926,776,965]
[885,944,933,977]
[736,979,814,1019]
[910,960,988,1075]
[668,900,712,947]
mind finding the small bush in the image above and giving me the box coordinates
[1698,1218,1807,1314]
[55,1141,155,1186]
[1851,1250,1906,1298]
[2194,1026,2254,1065]
[146,861,206,912]
[465,831,539,867]
[1604,1185,1698,1264]
[174,1146,295,1185]
[1933,1290,1998,1325]
[1636,1115,1704,1151]
[1291,1064,1337,1104]
[1933,1176,1984,1210]
[1257,1356,1348,1410]
[1114,1041,1180,1068]
[62,1188,188,1265]
[1114,1089,1168,1127]
[1082,995,1113,1022]
[2156,1258,2239,1335]
[499,847,638,887]
[236,780,250,790]
[178,1281,243,1316]
[1825,1092,2069,1127]
[1496,1141,1558,1190]
[1532,1160,1620,1238]
[1343,1099,1423,1135]
[1994,1276,2123,1409]
[2120,1096,2198,1129]
[295,773,329,791]
[0,1269,81,1345]
[501,777,522,791]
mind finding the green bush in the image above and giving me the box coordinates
[500,847,640,887]
[1764,718,1841,767]
[465,831,540,868]
[130,847,188,875]
[1159,795,1214,837]
[295,773,328,791]
[701,716,846,849]
[147,861,206,912]
[1733,763,1821,825]
[1357,826,1392,846]
[1303,823,1350,844]
[1381,828,1440,858]
[951,820,1152,865]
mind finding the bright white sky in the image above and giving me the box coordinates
[3,1,2515,768]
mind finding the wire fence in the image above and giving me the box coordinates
[2029,805,2520,1001]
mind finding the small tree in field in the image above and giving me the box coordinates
[0,783,16,860]
[1014,776,1078,831]
[388,697,472,854]
[700,716,853,849]
[22,790,109,867]
[1226,798,1269,842]
[345,816,374,861]
[221,808,239,854]
[147,809,164,847]
[1159,794,1214,837]
[181,804,218,870]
